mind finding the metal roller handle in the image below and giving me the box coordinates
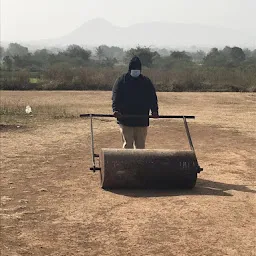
[80,114,195,119]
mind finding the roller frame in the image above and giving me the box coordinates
[81,114,202,170]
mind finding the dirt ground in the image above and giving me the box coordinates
[1,91,255,256]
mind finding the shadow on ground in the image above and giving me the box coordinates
[0,124,28,132]
[108,179,256,197]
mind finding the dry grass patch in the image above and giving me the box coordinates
[0,90,255,256]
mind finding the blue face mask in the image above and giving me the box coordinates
[130,70,141,78]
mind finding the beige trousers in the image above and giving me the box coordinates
[119,125,148,149]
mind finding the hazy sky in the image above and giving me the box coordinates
[1,0,256,41]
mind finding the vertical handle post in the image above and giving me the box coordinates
[183,116,196,153]
[90,114,96,172]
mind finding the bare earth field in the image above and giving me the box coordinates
[1,91,255,256]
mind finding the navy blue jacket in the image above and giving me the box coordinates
[112,73,158,127]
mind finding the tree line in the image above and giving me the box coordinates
[0,43,256,92]
[1,43,256,70]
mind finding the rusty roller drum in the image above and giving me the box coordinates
[99,149,201,189]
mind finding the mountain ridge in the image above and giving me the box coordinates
[7,18,256,48]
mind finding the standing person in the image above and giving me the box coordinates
[112,56,159,149]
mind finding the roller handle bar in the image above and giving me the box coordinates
[80,114,195,119]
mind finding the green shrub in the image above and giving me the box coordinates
[1,65,256,92]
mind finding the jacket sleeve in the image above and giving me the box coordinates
[112,76,122,112]
[148,79,159,113]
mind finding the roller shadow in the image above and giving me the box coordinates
[108,179,256,197]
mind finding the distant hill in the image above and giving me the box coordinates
[27,18,256,48]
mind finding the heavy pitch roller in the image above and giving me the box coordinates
[80,114,203,189]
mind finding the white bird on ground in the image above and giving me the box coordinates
[25,105,32,114]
